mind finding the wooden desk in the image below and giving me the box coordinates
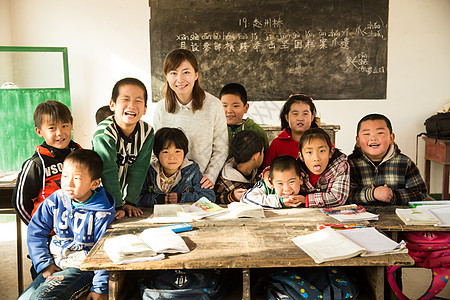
[82,207,416,300]
[423,136,450,199]
[0,183,24,296]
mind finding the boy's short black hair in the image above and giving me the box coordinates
[64,149,103,180]
[269,155,301,180]
[231,130,264,164]
[219,83,248,105]
[357,113,393,134]
[153,127,189,158]
[95,105,113,124]
[33,100,73,129]
[111,77,148,106]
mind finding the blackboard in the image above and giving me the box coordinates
[149,0,388,101]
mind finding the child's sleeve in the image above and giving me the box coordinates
[27,198,55,274]
[306,160,350,207]
[92,133,124,208]
[391,159,428,204]
[137,167,166,207]
[123,129,154,205]
[90,209,116,295]
[348,158,371,204]
[214,177,237,204]
[12,158,43,225]
[203,103,229,184]
[180,165,216,203]
[241,180,283,208]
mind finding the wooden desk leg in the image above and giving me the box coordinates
[109,272,121,300]
[365,266,384,300]
[16,214,24,295]
[242,268,250,300]
[425,159,431,193]
[443,165,449,200]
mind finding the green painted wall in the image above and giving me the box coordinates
[0,89,71,170]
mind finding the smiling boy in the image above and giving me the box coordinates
[241,155,303,208]
[348,113,427,204]
[12,100,81,226]
[220,83,269,158]
[92,78,154,218]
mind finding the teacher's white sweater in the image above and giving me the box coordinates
[153,92,228,183]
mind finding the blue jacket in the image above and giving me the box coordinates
[27,186,115,295]
[138,158,216,207]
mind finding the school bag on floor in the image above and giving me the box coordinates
[140,269,228,300]
[255,267,359,300]
[387,231,450,300]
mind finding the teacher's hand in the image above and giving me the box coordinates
[200,175,214,189]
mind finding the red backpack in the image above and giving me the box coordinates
[387,231,450,299]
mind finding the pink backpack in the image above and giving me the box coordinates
[387,231,450,300]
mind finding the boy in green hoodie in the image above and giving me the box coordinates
[220,83,269,158]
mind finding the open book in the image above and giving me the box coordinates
[408,200,450,208]
[396,205,450,226]
[104,227,190,264]
[179,197,228,220]
[320,204,379,222]
[148,198,228,223]
[216,202,265,219]
[291,227,406,264]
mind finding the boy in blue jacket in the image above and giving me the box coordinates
[138,127,215,207]
[19,149,115,300]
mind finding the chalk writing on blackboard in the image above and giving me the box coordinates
[150,0,388,101]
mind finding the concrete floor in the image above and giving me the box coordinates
[1,219,449,299]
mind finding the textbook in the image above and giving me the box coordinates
[291,227,406,264]
[103,234,165,264]
[148,198,227,223]
[408,200,450,208]
[316,223,368,231]
[320,204,379,222]
[178,197,228,220]
[396,205,450,226]
[216,202,265,219]
[395,208,439,225]
[104,227,190,264]
[0,171,18,183]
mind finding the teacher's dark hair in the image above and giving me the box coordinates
[162,49,205,113]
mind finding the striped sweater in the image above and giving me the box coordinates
[92,116,154,207]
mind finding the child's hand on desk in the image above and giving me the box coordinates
[200,175,214,189]
[123,204,143,217]
[115,209,126,219]
[233,188,247,201]
[373,184,393,202]
[165,193,178,204]
[87,291,107,300]
[283,195,305,207]
[42,264,61,278]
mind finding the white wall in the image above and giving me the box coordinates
[5,0,450,193]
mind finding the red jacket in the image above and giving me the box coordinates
[12,141,81,225]
[263,128,299,168]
